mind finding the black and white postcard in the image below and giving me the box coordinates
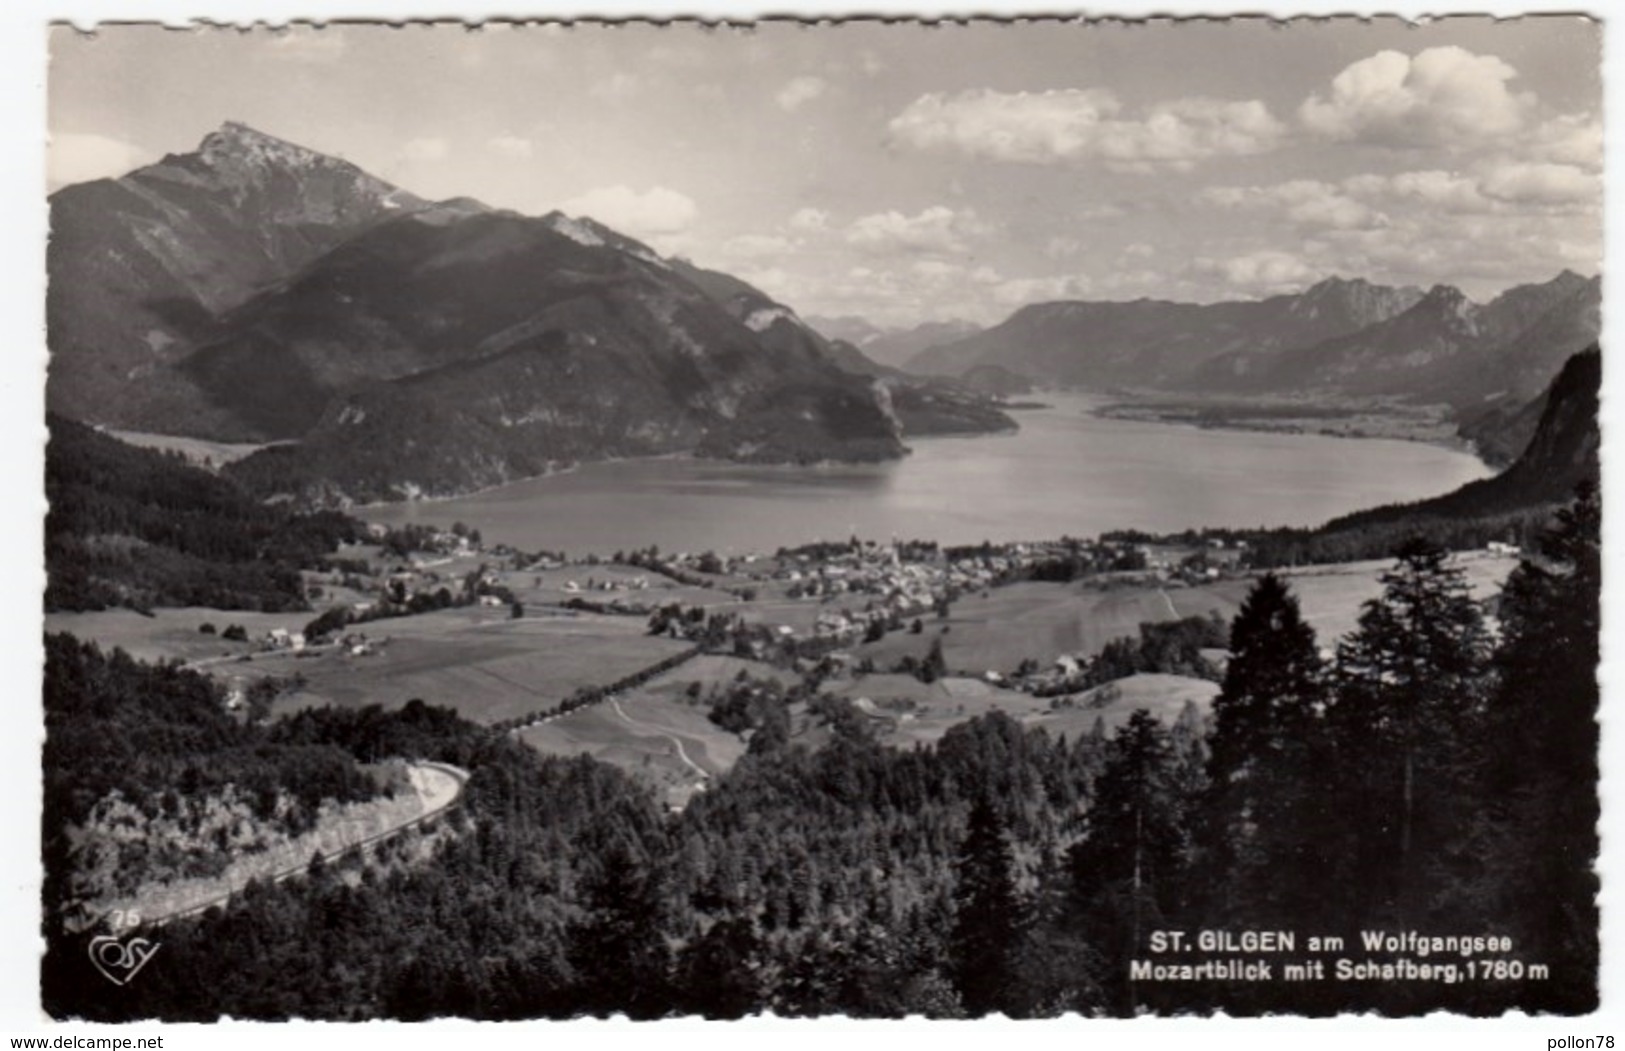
[31,11,1607,1027]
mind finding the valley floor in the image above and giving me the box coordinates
[47,546,1519,814]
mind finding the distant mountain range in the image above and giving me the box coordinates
[47,122,1599,507]
[47,124,1013,505]
[806,316,984,370]
[900,272,1600,453]
[903,276,1426,387]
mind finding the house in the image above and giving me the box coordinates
[264,628,307,652]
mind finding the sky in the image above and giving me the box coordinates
[48,17,1602,327]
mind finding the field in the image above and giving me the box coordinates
[44,606,314,664]
[852,579,1246,678]
[827,673,1051,749]
[1280,551,1517,645]
[1023,673,1221,741]
[518,654,792,807]
[106,429,277,467]
[272,610,692,724]
[494,563,728,613]
[851,551,1520,676]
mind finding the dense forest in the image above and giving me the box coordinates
[42,486,1599,1019]
[42,635,387,931]
[45,415,364,611]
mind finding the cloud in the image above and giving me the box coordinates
[1203,180,1387,230]
[402,138,449,162]
[1343,170,1491,213]
[561,185,698,236]
[1123,242,1156,259]
[844,206,986,256]
[1479,162,1599,207]
[1218,162,1599,225]
[1192,250,1321,295]
[264,29,348,64]
[788,207,830,232]
[487,136,533,159]
[48,132,155,188]
[776,76,828,112]
[887,88,1286,169]
[1530,114,1602,171]
[1299,46,1534,148]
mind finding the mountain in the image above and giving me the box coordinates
[49,123,912,503]
[807,317,984,370]
[47,122,424,429]
[1324,346,1600,533]
[1448,274,1602,461]
[668,262,1016,439]
[202,208,904,503]
[1198,271,1600,410]
[905,277,1422,387]
[865,321,985,370]
[804,315,889,348]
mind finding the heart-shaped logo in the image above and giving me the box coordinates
[87,934,160,986]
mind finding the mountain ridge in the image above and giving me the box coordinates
[903,276,1425,386]
[48,122,918,502]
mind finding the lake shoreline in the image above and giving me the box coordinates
[1087,396,1486,465]
[359,392,1495,555]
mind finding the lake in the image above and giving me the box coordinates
[361,394,1495,556]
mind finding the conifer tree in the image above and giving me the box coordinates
[947,798,1025,1016]
[1480,484,1600,1010]
[1331,539,1489,921]
[566,845,674,1019]
[1068,710,1193,1013]
[1202,573,1329,925]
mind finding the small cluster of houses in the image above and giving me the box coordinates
[262,627,378,657]
[562,575,651,594]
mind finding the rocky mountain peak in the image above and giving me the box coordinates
[197,121,341,175]
[1288,275,1422,328]
[180,121,421,214]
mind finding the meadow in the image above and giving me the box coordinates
[273,611,692,724]
[852,551,1519,676]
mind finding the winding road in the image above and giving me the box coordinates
[136,761,469,927]
[608,697,709,781]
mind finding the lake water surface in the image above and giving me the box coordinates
[362,394,1494,555]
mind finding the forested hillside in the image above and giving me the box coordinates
[42,635,388,934]
[46,416,363,611]
[44,489,1599,1018]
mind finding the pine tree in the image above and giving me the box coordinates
[1202,574,1329,926]
[1068,710,1193,1014]
[675,918,764,1018]
[1331,538,1489,922]
[947,798,1026,1016]
[566,845,674,1019]
[1480,484,1600,1010]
